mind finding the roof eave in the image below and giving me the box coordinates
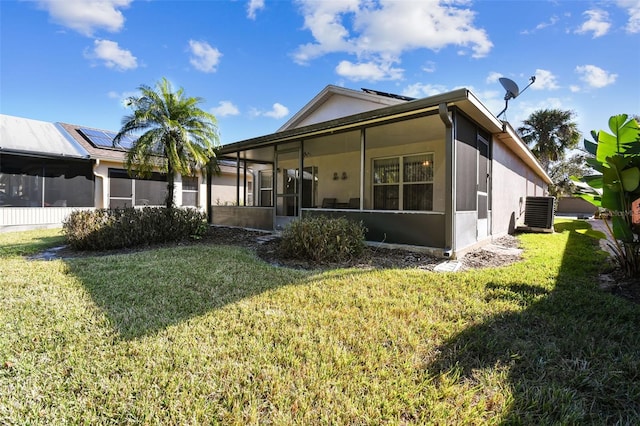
[497,121,552,185]
[0,147,92,160]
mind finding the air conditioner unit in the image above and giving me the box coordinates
[524,196,555,231]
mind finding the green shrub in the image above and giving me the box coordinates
[279,215,366,263]
[63,207,208,250]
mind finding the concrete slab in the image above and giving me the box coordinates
[434,260,462,273]
[481,244,523,256]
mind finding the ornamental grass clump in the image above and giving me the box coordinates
[279,215,366,263]
[63,207,207,250]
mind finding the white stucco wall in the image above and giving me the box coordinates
[296,96,396,128]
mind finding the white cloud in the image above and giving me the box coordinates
[575,65,617,88]
[36,0,132,37]
[247,0,265,20]
[532,69,559,90]
[211,101,240,117]
[576,9,611,38]
[569,85,581,93]
[188,40,222,73]
[521,15,559,35]
[293,0,492,81]
[422,61,436,73]
[335,60,403,81]
[485,71,503,84]
[402,83,448,98]
[252,103,289,119]
[264,103,289,119]
[617,0,640,33]
[85,39,137,70]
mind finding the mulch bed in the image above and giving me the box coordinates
[44,225,521,271]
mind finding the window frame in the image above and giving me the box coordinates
[372,152,434,211]
[258,169,273,207]
[181,176,199,207]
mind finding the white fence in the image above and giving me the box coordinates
[0,207,94,233]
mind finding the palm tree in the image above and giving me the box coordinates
[517,109,580,174]
[114,77,220,209]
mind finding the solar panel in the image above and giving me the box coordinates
[78,128,137,150]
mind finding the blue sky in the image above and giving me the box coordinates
[1,0,639,146]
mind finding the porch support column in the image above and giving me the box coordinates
[359,129,365,209]
[206,161,212,223]
[235,152,240,205]
[439,103,455,256]
[298,141,304,217]
[243,159,247,206]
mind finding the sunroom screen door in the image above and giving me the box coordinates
[275,147,300,228]
[477,137,490,239]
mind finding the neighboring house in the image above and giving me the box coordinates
[210,85,551,258]
[60,122,208,211]
[0,114,94,231]
[1,114,213,232]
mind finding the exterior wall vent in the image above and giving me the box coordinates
[524,196,555,231]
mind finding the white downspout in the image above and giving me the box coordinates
[439,103,455,258]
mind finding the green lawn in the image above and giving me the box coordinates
[1,221,639,424]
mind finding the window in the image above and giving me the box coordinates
[259,170,273,207]
[182,176,198,207]
[373,153,433,211]
[108,169,167,208]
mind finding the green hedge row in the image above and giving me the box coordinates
[63,207,208,251]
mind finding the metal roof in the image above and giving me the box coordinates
[0,114,89,159]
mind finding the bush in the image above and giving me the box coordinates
[279,215,367,263]
[63,207,208,250]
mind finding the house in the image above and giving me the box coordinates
[0,115,94,231]
[210,85,551,258]
[1,114,214,232]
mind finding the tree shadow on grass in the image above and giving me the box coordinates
[64,244,308,340]
[427,221,640,423]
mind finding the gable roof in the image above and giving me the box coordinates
[277,85,410,132]
[221,87,551,185]
[0,114,89,159]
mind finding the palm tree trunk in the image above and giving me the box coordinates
[166,162,175,210]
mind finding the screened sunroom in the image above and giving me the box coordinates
[209,87,550,257]
[210,106,449,251]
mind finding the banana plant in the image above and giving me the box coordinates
[575,114,640,277]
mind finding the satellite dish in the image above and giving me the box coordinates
[496,75,536,119]
[499,77,520,100]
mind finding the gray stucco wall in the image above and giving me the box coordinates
[491,137,547,236]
